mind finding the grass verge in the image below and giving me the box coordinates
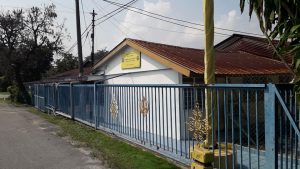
[0,92,9,95]
[0,98,10,104]
[27,107,180,169]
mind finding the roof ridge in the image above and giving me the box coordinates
[126,38,203,52]
[234,33,281,44]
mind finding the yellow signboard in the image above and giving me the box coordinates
[121,50,141,69]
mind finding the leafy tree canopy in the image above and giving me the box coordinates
[0,4,67,103]
[83,49,109,67]
[55,53,78,74]
[240,0,300,81]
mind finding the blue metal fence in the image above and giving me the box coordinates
[57,84,71,117]
[32,83,300,169]
[73,84,94,125]
[269,84,300,169]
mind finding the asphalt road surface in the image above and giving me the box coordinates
[0,103,107,169]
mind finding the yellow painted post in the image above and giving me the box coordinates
[190,1,216,168]
[203,0,216,149]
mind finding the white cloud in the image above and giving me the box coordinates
[214,10,240,43]
[144,0,171,14]
[118,0,205,49]
[117,3,262,51]
[216,10,239,29]
[121,0,172,38]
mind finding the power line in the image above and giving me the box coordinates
[92,0,131,37]
[92,0,144,39]
[67,0,139,54]
[82,29,91,47]
[66,23,92,53]
[67,0,128,54]
[101,0,231,36]
[103,0,264,37]
[94,0,137,22]
[81,0,92,50]
[119,20,228,37]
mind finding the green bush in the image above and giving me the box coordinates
[7,84,31,104]
[7,85,19,102]
[0,76,10,92]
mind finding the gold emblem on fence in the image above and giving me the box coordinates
[140,96,149,117]
[188,103,210,145]
[110,94,118,119]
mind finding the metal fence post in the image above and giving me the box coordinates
[37,84,39,108]
[94,83,97,129]
[70,83,74,120]
[264,83,278,169]
[54,84,56,111]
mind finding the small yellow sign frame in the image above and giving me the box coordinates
[121,50,141,69]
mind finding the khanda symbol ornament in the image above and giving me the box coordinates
[110,94,118,119]
[188,103,210,145]
[140,96,149,117]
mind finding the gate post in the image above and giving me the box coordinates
[264,83,278,169]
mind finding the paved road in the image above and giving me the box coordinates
[0,103,108,169]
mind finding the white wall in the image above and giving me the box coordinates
[95,45,184,143]
[96,46,181,85]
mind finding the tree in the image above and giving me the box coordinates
[83,49,109,67]
[55,53,78,74]
[240,1,300,82]
[0,4,66,103]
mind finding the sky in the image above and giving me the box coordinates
[0,0,263,60]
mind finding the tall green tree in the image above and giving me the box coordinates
[83,49,109,67]
[240,1,300,82]
[55,53,78,74]
[0,4,67,103]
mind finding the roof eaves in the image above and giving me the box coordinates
[92,38,192,77]
[126,39,191,77]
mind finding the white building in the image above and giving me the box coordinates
[93,37,291,85]
[91,37,291,150]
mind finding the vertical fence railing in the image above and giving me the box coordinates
[73,84,95,126]
[93,84,266,167]
[207,84,266,169]
[32,83,286,168]
[56,84,71,117]
[272,84,300,169]
[35,84,46,111]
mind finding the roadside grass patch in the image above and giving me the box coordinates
[0,92,9,95]
[27,107,179,169]
[0,97,10,104]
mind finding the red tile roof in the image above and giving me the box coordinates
[215,34,293,64]
[126,38,291,76]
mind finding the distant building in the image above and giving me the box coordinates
[43,67,93,83]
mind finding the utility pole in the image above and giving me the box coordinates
[75,0,84,77]
[90,9,97,66]
[203,0,216,148]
